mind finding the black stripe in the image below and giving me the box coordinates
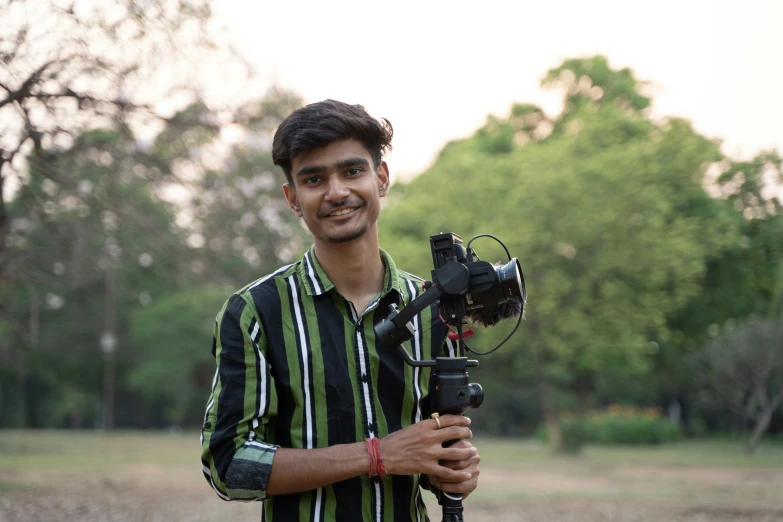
[210,324,218,357]
[314,294,356,447]
[309,490,317,522]
[210,295,249,480]
[292,275,322,522]
[250,280,301,521]
[392,475,417,522]
[316,292,364,520]
[375,292,407,435]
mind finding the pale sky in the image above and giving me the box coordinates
[211,0,782,182]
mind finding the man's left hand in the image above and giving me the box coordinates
[427,439,480,498]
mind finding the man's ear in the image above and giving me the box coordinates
[283,183,302,217]
[377,161,390,197]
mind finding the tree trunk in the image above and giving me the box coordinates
[746,388,783,455]
[15,351,25,427]
[0,168,8,285]
[536,353,561,450]
[16,287,38,427]
[103,262,117,430]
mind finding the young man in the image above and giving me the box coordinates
[200,100,480,521]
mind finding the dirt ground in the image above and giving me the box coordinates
[2,465,782,522]
[1,434,782,522]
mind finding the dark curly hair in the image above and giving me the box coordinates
[272,99,393,184]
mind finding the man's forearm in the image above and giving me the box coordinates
[265,442,369,496]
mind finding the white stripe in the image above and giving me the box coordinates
[245,439,277,451]
[305,252,323,294]
[247,263,294,290]
[374,481,382,522]
[289,275,313,448]
[315,487,323,521]
[289,275,323,520]
[406,280,423,423]
[352,307,375,439]
[200,366,220,446]
[249,320,267,442]
[202,464,231,501]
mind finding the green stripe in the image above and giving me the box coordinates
[241,304,258,448]
[279,277,304,448]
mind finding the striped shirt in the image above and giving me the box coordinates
[200,246,454,521]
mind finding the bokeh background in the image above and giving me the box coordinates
[1,1,782,520]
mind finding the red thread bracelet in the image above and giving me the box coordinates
[365,437,386,481]
[373,437,387,481]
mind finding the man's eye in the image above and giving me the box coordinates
[346,168,361,176]
[304,176,321,184]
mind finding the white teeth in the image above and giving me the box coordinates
[330,208,355,216]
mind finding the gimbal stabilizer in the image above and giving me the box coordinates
[374,233,526,522]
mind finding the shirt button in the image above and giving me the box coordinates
[361,373,368,383]
[203,421,212,430]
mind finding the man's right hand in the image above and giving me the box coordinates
[378,415,475,481]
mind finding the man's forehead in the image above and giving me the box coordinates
[292,138,373,170]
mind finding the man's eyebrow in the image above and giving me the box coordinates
[295,157,370,178]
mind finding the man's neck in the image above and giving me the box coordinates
[313,233,386,312]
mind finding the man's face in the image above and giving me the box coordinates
[283,138,389,244]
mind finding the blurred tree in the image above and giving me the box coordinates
[694,320,783,454]
[658,152,783,432]
[128,286,229,426]
[1,88,309,428]
[0,0,240,282]
[2,125,192,427]
[380,56,738,449]
[150,90,307,285]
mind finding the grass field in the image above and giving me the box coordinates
[1,430,782,521]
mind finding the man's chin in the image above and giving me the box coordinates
[326,225,368,244]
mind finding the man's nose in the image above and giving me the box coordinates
[325,176,350,201]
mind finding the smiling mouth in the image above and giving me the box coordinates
[327,207,358,217]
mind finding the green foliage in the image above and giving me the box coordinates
[378,55,783,446]
[583,407,681,445]
[542,55,652,116]
[537,407,682,448]
[128,287,230,426]
[380,58,732,386]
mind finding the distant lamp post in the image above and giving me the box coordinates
[100,331,117,355]
[101,330,117,430]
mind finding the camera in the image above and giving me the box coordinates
[375,232,526,350]
[429,232,525,326]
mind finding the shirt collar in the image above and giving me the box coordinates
[297,246,407,300]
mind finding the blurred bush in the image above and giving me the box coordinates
[537,405,682,450]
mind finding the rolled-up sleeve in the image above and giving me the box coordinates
[200,293,279,501]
